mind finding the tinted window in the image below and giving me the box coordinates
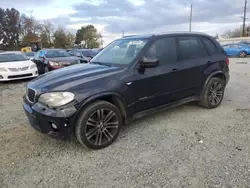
[44,50,70,58]
[231,44,239,48]
[201,37,217,54]
[223,44,230,49]
[177,36,208,60]
[145,37,176,64]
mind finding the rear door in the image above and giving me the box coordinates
[174,35,210,99]
[230,44,240,56]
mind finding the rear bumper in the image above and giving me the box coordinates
[23,98,77,140]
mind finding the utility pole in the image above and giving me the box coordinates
[242,0,247,36]
[122,30,124,37]
[189,4,193,32]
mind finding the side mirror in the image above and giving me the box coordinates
[140,57,159,68]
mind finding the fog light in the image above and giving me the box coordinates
[0,75,3,79]
[51,123,58,129]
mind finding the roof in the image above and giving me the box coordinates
[121,31,209,39]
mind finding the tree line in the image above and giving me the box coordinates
[221,25,250,38]
[0,7,102,51]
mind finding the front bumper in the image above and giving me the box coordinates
[0,69,38,81]
[23,97,77,140]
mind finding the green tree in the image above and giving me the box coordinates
[20,15,41,45]
[0,8,21,50]
[40,20,54,48]
[75,25,100,48]
[53,27,74,48]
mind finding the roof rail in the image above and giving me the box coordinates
[156,31,208,35]
[122,35,138,38]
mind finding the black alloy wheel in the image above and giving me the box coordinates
[75,101,122,149]
[199,77,225,109]
[208,81,224,106]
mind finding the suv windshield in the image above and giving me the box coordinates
[45,50,70,58]
[0,53,29,63]
[91,38,148,65]
[24,52,35,57]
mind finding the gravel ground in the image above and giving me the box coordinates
[0,58,250,188]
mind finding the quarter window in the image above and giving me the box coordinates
[177,36,208,60]
[201,37,217,54]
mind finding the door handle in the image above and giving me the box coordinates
[171,68,180,72]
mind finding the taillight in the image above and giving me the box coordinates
[226,57,229,65]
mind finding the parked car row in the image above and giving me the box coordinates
[222,41,250,57]
[0,48,102,81]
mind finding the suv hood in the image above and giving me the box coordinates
[28,63,123,91]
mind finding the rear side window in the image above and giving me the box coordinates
[201,37,217,55]
[177,36,208,60]
[231,44,239,48]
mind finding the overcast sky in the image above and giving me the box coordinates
[0,0,246,46]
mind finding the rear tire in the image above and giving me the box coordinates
[198,77,225,109]
[75,101,122,149]
[44,65,49,73]
[239,51,246,58]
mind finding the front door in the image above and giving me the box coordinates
[127,37,181,113]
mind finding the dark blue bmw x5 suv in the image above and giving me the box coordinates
[23,32,229,149]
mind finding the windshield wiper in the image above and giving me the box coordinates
[91,62,112,67]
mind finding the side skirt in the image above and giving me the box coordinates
[132,96,200,120]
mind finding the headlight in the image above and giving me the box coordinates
[30,64,37,69]
[0,67,7,72]
[49,61,60,66]
[38,92,75,107]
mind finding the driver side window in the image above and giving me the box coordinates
[144,37,177,65]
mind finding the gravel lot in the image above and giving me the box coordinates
[0,58,250,188]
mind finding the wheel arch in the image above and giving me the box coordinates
[75,92,127,123]
[201,71,226,97]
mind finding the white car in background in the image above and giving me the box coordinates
[0,51,38,81]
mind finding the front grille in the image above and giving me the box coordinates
[8,73,32,79]
[27,88,36,103]
[8,66,29,72]
[8,68,18,72]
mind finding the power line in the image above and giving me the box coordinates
[242,0,247,36]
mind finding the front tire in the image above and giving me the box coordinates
[199,77,225,109]
[75,101,122,149]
